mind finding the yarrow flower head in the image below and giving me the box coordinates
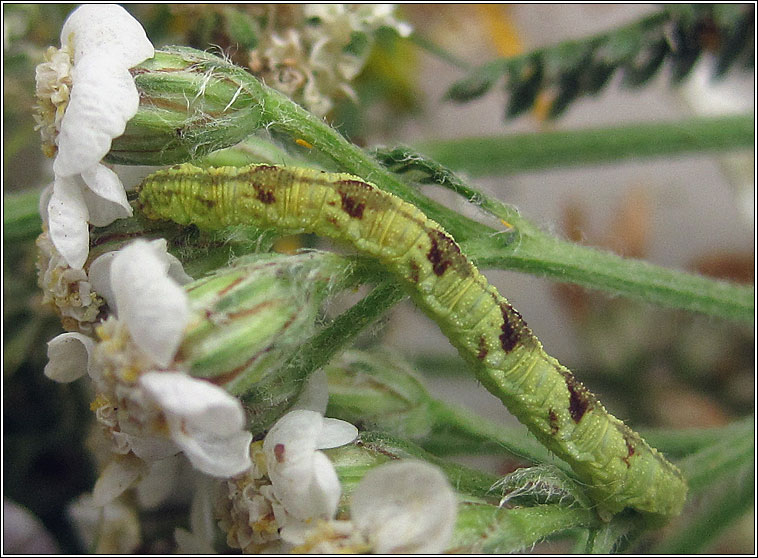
[247,4,412,116]
[44,240,252,504]
[216,408,358,553]
[294,460,458,554]
[35,4,155,270]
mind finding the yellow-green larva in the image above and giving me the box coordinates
[138,162,687,521]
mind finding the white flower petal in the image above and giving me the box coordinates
[139,372,246,436]
[82,187,132,228]
[145,238,192,285]
[302,451,341,519]
[92,454,144,507]
[81,163,132,216]
[54,55,139,177]
[291,369,330,415]
[139,372,253,477]
[88,251,118,312]
[44,332,94,383]
[278,521,313,546]
[263,410,342,521]
[38,183,53,225]
[351,460,457,554]
[47,175,90,269]
[111,241,190,366]
[166,253,193,285]
[317,418,358,450]
[188,475,220,544]
[124,433,180,463]
[173,427,253,478]
[60,4,154,67]
[264,410,322,460]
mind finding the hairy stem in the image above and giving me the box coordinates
[464,233,754,323]
[415,115,754,176]
[240,280,406,432]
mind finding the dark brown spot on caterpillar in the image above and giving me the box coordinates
[498,302,522,353]
[339,191,365,219]
[256,188,276,204]
[561,370,591,423]
[622,433,636,467]
[197,197,216,208]
[427,232,452,276]
[408,260,420,283]
[274,443,286,463]
[477,335,489,360]
[548,409,559,434]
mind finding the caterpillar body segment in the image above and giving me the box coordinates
[138,162,687,520]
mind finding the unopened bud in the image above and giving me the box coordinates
[108,47,265,166]
[324,351,434,439]
[178,252,348,405]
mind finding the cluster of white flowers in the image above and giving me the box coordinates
[45,239,253,504]
[215,410,457,554]
[36,4,456,554]
[34,4,153,270]
[35,7,256,539]
[248,4,412,117]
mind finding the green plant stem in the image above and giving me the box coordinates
[226,55,491,244]
[224,57,752,323]
[415,115,754,176]
[240,280,406,432]
[463,232,755,323]
[653,419,753,554]
[407,31,472,71]
[354,431,501,503]
[640,417,755,459]
[584,512,646,554]
[676,417,754,493]
[423,399,564,467]
[451,503,598,553]
[652,461,754,554]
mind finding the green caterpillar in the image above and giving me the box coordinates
[138,162,687,521]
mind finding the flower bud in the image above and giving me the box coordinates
[177,252,347,407]
[324,351,434,440]
[108,47,265,166]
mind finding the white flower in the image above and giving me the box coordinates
[35,4,154,270]
[350,460,457,553]
[43,240,252,502]
[216,407,358,553]
[295,460,458,554]
[263,409,358,527]
[247,4,411,117]
[36,229,104,333]
[88,239,192,367]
